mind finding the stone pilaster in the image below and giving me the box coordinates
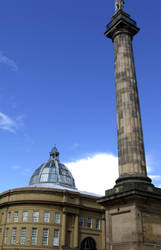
[101,216,106,250]
[61,213,67,247]
[73,215,79,248]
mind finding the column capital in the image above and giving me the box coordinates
[105,10,139,40]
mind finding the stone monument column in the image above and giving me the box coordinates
[98,2,161,250]
[105,8,151,185]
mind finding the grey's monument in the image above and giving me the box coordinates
[99,1,161,249]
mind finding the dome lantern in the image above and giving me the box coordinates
[50,145,59,160]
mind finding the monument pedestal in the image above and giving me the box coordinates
[99,182,161,250]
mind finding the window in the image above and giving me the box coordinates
[11,228,17,244]
[44,212,50,222]
[4,228,9,244]
[96,219,100,229]
[40,166,57,182]
[40,167,50,182]
[59,165,74,186]
[23,211,28,222]
[33,211,39,222]
[54,213,60,224]
[14,211,18,222]
[79,216,84,227]
[31,228,37,245]
[53,229,59,246]
[7,212,11,222]
[20,227,26,245]
[87,217,92,228]
[42,228,49,246]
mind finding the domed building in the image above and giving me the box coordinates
[29,146,76,190]
[0,146,105,250]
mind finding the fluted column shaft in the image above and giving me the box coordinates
[113,29,147,179]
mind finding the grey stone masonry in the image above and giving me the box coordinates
[105,10,148,182]
[98,9,161,250]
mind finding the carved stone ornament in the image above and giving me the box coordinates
[115,0,125,12]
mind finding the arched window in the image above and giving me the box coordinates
[81,237,97,250]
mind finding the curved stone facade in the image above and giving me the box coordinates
[0,187,105,250]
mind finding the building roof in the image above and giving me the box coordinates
[29,146,76,190]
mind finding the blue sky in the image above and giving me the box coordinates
[0,0,161,194]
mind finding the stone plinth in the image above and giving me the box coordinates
[98,184,161,250]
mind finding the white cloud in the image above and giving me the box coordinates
[0,112,24,133]
[66,153,161,195]
[66,153,118,195]
[146,154,161,186]
[149,175,161,181]
[0,52,18,71]
[0,112,17,133]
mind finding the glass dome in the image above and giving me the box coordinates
[29,146,76,190]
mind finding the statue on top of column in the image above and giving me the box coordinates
[115,0,124,12]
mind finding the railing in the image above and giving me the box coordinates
[106,13,137,30]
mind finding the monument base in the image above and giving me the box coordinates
[98,181,161,250]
